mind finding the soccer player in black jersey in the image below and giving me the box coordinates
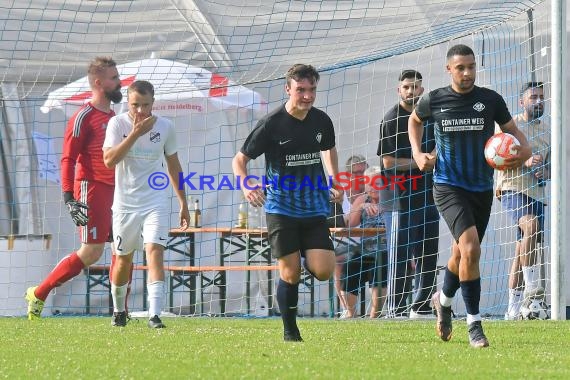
[408,44,532,348]
[378,69,440,319]
[233,64,343,341]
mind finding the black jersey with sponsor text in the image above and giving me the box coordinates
[240,105,335,217]
[414,85,512,191]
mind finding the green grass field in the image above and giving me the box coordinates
[1,317,569,379]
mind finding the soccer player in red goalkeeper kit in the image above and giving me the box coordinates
[408,44,531,348]
[25,57,133,319]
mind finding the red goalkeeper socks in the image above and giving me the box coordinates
[35,252,84,301]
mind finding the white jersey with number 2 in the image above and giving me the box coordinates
[103,112,177,213]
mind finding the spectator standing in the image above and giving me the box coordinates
[378,69,439,318]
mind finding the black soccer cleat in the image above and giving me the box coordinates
[148,315,166,329]
[111,311,128,327]
[468,321,490,348]
[432,291,453,342]
[284,329,303,342]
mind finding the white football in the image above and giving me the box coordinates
[484,132,520,170]
[520,298,550,320]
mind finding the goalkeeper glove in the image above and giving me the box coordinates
[65,196,89,226]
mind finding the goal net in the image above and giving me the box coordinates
[0,0,557,319]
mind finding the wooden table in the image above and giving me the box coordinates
[166,227,385,316]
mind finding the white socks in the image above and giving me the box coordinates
[522,265,541,293]
[439,292,453,307]
[466,313,482,325]
[507,288,523,317]
[111,283,128,313]
[147,281,164,318]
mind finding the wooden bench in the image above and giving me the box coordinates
[84,264,281,316]
[0,234,52,250]
[83,265,113,315]
[85,258,437,317]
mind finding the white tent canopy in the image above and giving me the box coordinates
[41,58,267,118]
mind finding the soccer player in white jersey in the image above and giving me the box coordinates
[103,80,190,328]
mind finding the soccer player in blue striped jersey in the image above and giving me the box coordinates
[408,44,532,348]
[233,64,343,342]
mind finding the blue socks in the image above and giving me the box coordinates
[441,267,460,299]
[461,278,481,316]
[277,279,299,334]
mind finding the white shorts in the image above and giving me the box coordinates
[112,208,169,255]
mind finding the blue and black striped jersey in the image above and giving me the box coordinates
[415,85,512,191]
[241,105,335,218]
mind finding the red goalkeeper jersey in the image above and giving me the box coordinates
[61,103,115,192]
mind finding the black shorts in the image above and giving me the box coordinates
[266,213,334,258]
[341,250,388,294]
[433,183,493,242]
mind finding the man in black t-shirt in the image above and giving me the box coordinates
[377,69,439,319]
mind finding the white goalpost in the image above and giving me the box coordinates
[549,0,567,321]
[0,0,566,320]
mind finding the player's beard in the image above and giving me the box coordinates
[459,79,474,91]
[106,87,123,104]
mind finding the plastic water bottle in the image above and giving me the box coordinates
[248,205,260,228]
[238,199,248,228]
